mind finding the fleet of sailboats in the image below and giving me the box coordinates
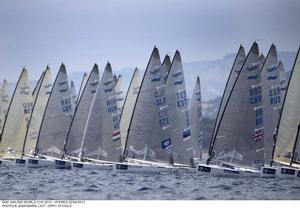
[1,44,300,179]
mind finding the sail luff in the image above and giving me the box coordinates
[76,73,88,106]
[0,79,10,136]
[32,71,45,99]
[120,68,141,156]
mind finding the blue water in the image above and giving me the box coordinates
[1,166,300,200]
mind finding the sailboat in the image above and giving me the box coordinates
[209,45,246,155]
[33,63,73,168]
[21,67,53,167]
[198,42,263,176]
[189,76,203,163]
[120,68,141,155]
[77,62,122,169]
[0,80,10,137]
[259,45,281,171]
[262,47,300,178]
[62,64,100,169]
[0,69,34,165]
[32,71,45,100]
[114,48,181,173]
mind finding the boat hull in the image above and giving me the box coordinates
[54,159,71,169]
[26,158,55,168]
[0,159,15,166]
[72,162,113,170]
[113,163,176,174]
[276,167,297,179]
[197,164,240,177]
[260,167,277,178]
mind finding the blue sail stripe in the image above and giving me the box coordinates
[150,68,160,75]
[103,80,113,85]
[90,81,99,86]
[44,84,52,88]
[246,65,259,71]
[20,91,30,95]
[195,91,201,95]
[280,80,285,84]
[151,77,161,82]
[58,81,67,86]
[267,75,278,80]
[174,79,184,85]
[59,88,68,93]
[104,88,113,92]
[247,74,258,80]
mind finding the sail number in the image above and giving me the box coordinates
[61,98,72,113]
[269,87,281,105]
[249,86,261,105]
[176,90,187,108]
[106,98,118,113]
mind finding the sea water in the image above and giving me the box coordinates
[1,165,300,200]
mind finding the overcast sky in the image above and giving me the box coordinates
[0,0,299,81]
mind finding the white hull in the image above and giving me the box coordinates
[276,166,297,179]
[196,164,260,177]
[113,162,178,174]
[72,161,113,170]
[54,159,71,169]
[26,158,55,168]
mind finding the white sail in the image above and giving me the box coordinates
[63,64,99,158]
[209,42,263,168]
[35,63,73,158]
[278,61,287,103]
[260,54,265,65]
[70,81,77,115]
[114,75,124,112]
[162,55,171,81]
[76,73,88,106]
[0,80,10,135]
[120,68,141,154]
[81,62,122,162]
[32,71,45,100]
[125,47,174,164]
[273,47,300,166]
[211,46,246,145]
[0,69,33,158]
[189,76,203,160]
[164,50,195,166]
[261,44,280,165]
[23,67,53,156]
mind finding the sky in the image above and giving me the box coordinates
[0,0,300,82]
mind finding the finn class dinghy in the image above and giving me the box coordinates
[62,64,108,170]
[198,42,265,177]
[69,62,123,170]
[0,69,34,166]
[22,67,53,167]
[114,48,198,173]
[261,46,300,179]
[28,64,74,168]
[189,76,203,163]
